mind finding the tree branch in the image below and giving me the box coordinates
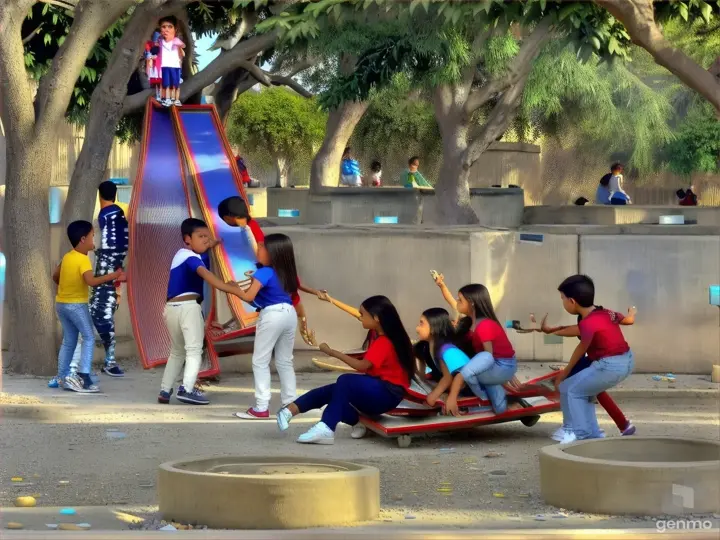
[269,73,312,98]
[123,30,280,114]
[22,23,44,45]
[238,59,272,86]
[35,0,137,133]
[465,17,554,115]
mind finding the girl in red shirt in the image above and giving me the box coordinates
[276,295,415,445]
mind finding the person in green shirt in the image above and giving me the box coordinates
[402,156,432,188]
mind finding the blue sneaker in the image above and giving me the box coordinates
[158,388,173,404]
[176,385,209,405]
[102,364,124,377]
[48,376,61,389]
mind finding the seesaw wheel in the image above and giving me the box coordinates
[521,415,541,427]
[397,435,412,448]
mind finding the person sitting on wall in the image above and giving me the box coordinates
[402,156,432,189]
[677,186,698,206]
[607,162,631,205]
[235,155,259,188]
[340,147,363,187]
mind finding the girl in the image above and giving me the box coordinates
[340,147,362,187]
[370,160,382,187]
[276,296,414,444]
[232,234,302,419]
[414,308,474,407]
[437,282,517,417]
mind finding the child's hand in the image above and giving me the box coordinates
[555,369,568,388]
[628,306,637,317]
[431,270,444,286]
[115,269,127,283]
[444,397,460,417]
[318,342,332,355]
[316,290,330,302]
[299,318,317,346]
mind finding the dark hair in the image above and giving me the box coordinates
[342,147,351,157]
[370,160,382,173]
[159,15,178,28]
[413,307,473,380]
[599,173,612,187]
[217,196,251,222]
[558,274,595,308]
[181,218,208,240]
[98,180,117,202]
[458,284,500,324]
[67,220,93,248]
[264,234,299,296]
[408,156,420,166]
[611,162,623,172]
[361,296,415,378]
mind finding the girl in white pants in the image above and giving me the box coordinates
[234,234,301,419]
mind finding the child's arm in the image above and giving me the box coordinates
[426,360,453,407]
[444,373,466,417]
[540,314,580,337]
[294,301,317,346]
[325,294,361,320]
[620,306,637,325]
[52,263,61,285]
[555,339,590,386]
[432,271,458,312]
[83,269,123,288]
[319,343,372,372]
[197,267,248,298]
[298,283,329,300]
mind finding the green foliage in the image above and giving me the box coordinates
[665,107,720,176]
[227,87,327,160]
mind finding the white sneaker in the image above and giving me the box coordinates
[297,422,335,445]
[351,424,367,439]
[174,99,182,107]
[276,408,293,432]
[559,430,577,444]
[551,426,570,442]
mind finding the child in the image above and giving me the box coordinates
[52,221,125,393]
[608,162,631,205]
[414,307,474,406]
[89,180,129,377]
[276,296,414,444]
[340,147,362,187]
[369,160,382,187]
[432,278,517,416]
[158,16,185,107]
[554,274,634,441]
[217,196,323,345]
[402,156,432,188]
[538,307,637,442]
[144,30,162,101]
[158,218,245,405]
[229,234,303,418]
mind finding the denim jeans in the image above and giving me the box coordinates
[89,249,126,366]
[559,351,634,440]
[460,352,517,413]
[56,302,95,378]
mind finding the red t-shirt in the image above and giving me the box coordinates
[291,276,301,307]
[247,219,265,244]
[470,319,515,358]
[579,309,630,361]
[364,335,409,389]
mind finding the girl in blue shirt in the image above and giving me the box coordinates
[232,234,301,419]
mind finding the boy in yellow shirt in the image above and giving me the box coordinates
[52,221,125,393]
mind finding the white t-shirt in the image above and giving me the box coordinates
[161,39,182,69]
[609,174,630,201]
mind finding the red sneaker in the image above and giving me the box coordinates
[233,408,270,419]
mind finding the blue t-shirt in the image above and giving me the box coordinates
[166,248,210,301]
[251,266,292,310]
[438,343,470,375]
[341,158,361,176]
[98,204,129,251]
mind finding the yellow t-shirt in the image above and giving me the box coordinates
[56,250,93,304]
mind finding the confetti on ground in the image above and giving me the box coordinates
[46,524,58,529]
[535,515,547,521]
[11,482,34,488]
[159,524,177,531]
[493,493,505,498]
[431,461,440,464]
[14,496,36,508]
[58,524,84,531]
[58,480,70,486]
[404,515,416,520]
[484,452,504,458]
[60,508,76,515]
[517,493,531,498]
[439,448,456,454]
[489,470,507,476]
[11,477,23,482]
[6,523,23,530]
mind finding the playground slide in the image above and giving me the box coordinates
[128,100,257,372]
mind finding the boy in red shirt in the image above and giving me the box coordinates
[554,275,634,441]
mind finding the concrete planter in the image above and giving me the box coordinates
[540,437,720,515]
[158,456,380,529]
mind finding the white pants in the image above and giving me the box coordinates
[252,303,297,411]
[160,301,204,392]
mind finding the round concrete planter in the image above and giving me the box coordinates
[158,456,380,529]
[540,437,720,516]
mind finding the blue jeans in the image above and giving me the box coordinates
[294,374,403,431]
[56,302,95,378]
[460,352,517,413]
[559,351,634,440]
[89,249,126,366]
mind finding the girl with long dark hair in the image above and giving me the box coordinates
[231,233,301,419]
[277,295,415,444]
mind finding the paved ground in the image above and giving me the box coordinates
[0,361,718,533]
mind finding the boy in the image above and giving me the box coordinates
[217,196,322,346]
[90,180,129,377]
[52,221,125,393]
[158,16,185,107]
[158,218,245,405]
[402,156,432,188]
[554,275,634,441]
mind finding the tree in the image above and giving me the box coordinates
[0,0,300,374]
[227,87,326,186]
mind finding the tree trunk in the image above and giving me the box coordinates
[274,155,289,187]
[4,140,57,374]
[309,99,368,191]
[213,64,254,123]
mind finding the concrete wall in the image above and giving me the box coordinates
[524,205,720,226]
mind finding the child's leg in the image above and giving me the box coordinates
[178,303,204,390]
[56,304,80,379]
[320,374,401,431]
[597,391,630,432]
[90,250,123,368]
[293,382,336,414]
[70,338,82,378]
[160,304,187,392]
[75,305,96,375]
[271,306,298,407]
[251,308,288,412]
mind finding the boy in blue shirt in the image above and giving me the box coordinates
[158,218,246,405]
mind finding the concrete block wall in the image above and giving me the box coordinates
[524,205,720,226]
